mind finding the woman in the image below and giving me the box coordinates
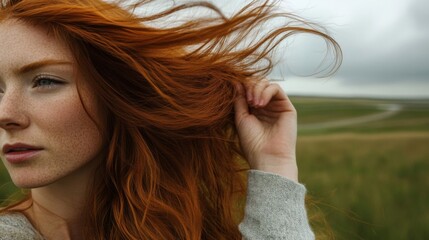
[0,0,341,239]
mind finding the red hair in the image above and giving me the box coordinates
[0,0,341,239]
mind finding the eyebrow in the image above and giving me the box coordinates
[14,59,73,75]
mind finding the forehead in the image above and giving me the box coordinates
[0,19,74,72]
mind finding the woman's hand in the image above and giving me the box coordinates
[234,79,298,182]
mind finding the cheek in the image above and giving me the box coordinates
[36,90,104,164]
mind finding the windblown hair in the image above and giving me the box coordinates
[0,0,341,239]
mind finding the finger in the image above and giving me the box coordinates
[234,82,250,123]
[244,82,254,103]
[259,84,295,111]
[252,79,270,107]
[250,108,278,123]
[251,107,282,118]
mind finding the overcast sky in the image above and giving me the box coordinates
[209,0,429,98]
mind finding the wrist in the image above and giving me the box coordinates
[252,160,299,182]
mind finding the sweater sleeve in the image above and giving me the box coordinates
[239,170,315,240]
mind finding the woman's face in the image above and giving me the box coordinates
[0,19,105,188]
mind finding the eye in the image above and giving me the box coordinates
[33,75,64,89]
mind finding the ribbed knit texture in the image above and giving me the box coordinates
[0,170,314,239]
[239,170,315,240]
[0,213,43,240]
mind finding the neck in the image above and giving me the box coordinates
[26,160,99,240]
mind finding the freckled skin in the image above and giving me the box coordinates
[0,20,104,189]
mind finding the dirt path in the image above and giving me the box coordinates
[299,131,429,141]
[298,103,403,131]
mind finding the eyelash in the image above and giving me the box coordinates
[33,75,64,89]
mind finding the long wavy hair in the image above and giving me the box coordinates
[0,0,341,239]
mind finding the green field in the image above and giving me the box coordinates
[294,96,429,240]
[1,96,429,239]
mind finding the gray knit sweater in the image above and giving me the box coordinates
[0,170,314,239]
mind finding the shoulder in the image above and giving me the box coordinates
[0,213,44,240]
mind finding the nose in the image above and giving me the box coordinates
[0,89,29,130]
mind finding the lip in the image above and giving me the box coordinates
[2,143,44,164]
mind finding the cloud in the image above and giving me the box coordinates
[213,0,429,85]
[208,0,429,97]
[409,0,429,32]
[168,0,429,91]
[283,0,429,84]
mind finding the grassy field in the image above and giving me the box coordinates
[292,96,429,240]
[1,96,428,239]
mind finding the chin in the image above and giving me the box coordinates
[10,174,55,189]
